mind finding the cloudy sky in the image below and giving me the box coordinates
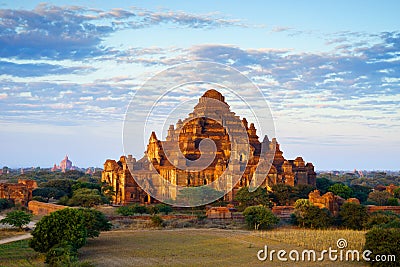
[0,0,399,170]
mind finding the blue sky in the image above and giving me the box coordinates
[0,1,399,170]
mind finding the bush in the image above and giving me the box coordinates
[116,205,135,216]
[151,215,164,227]
[45,242,78,266]
[147,205,159,215]
[339,202,368,230]
[243,205,279,230]
[29,208,111,264]
[364,227,400,266]
[156,204,173,215]
[116,204,148,216]
[29,209,87,254]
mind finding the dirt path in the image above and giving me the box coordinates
[0,215,36,244]
[0,233,32,245]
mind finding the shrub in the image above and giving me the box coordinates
[29,208,111,264]
[45,242,78,266]
[156,204,173,215]
[243,205,279,230]
[364,227,400,266]
[151,215,164,227]
[116,205,135,216]
[147,205,159,215]
[134,205,148,214]
[29,209,87,254]
[339,202,368,230]
[116,204,148,215]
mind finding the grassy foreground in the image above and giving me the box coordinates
[0,240,44,267]
[79,228,367,267]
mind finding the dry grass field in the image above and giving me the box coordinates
[0,229,28,240]
[79,228,368,267]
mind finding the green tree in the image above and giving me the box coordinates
[0,210,32,230]
[68,188,104,208]
[350,185,372,203]
[339,202,368,230]
[61,170,86,180]
[292,199,333,229]
[327,183,353,199]
[387,197,399,206]
[0,198,14,211]
[156,204,173,215]
[365,211,400,229]
[292,184,316,200]
[394,188,400,199]
[234,187,273,211]
[364,228,400,267]
[101,183,115,202]
[72,181,101,192]
[243,205,279,230]
[316,177,335,194]
[367,191,392,206]
[43,179,75,197]
[32,187,64,202]
[270,184,293,206]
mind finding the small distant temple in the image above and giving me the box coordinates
[102,89,316,205]
[52,155,74,172]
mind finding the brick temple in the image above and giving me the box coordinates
[102,89,316,205]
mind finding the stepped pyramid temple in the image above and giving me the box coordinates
[102,89,316,205]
